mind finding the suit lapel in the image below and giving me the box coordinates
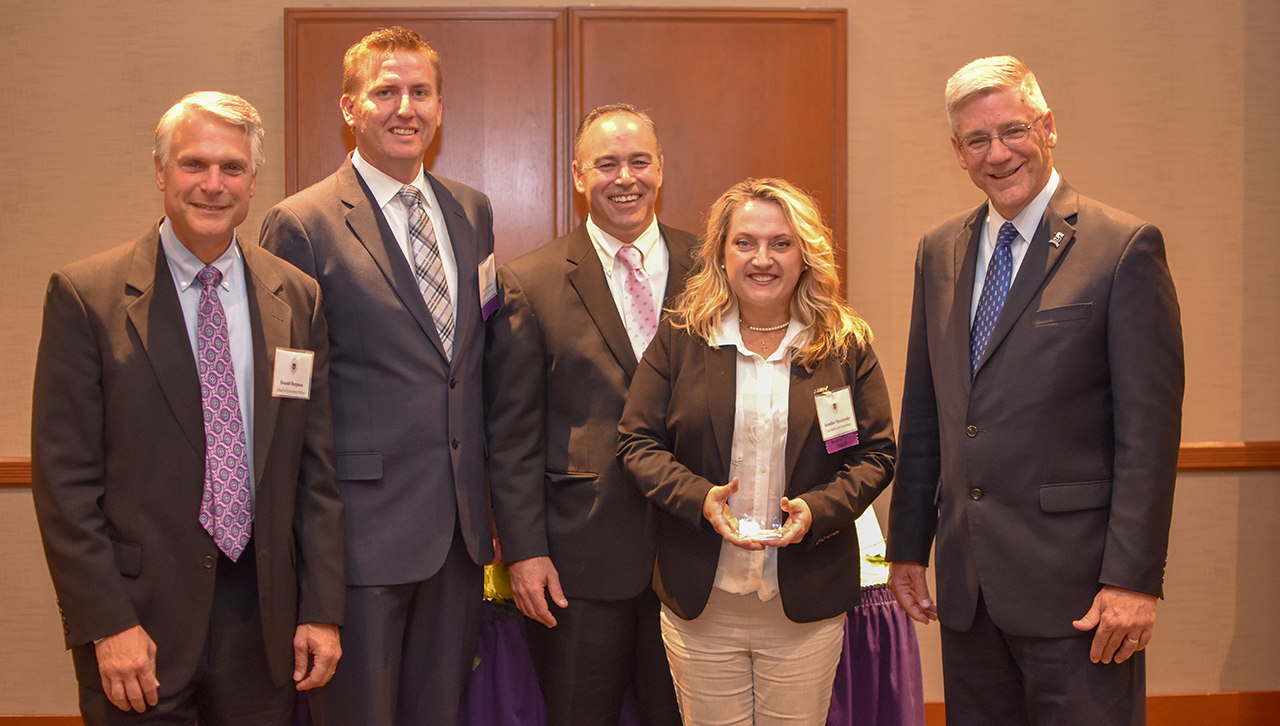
[338,161,450,360]
[975,183,1077,375]
[565,226,640,377]
[124,228,205,455]
[952,206,984,390]
[703,342,738,480]
[430,172,478,368]
[241,245,291,485]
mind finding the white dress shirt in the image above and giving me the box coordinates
[707,309,805,601]
[160,219,256,503]
[352,150,459,317]
[970,168,1061,325]
[585,215,670,319]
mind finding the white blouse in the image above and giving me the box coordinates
[708,308,805,600]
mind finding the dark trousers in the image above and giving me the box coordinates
[525,587,681,726]
[79,540,295,726]
[308,522,483,726]
[940,592,1145,726]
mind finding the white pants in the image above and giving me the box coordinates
[660,588,846,726]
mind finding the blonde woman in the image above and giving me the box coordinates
[618,178,896,725]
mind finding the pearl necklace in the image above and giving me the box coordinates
[741,320,789,333]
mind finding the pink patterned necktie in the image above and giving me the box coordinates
[970,222,1018,377]
[195,265,252,561]
[399,185,454,361]
[617,245,658,360]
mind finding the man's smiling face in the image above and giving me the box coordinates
[341,50,442,184]
[572,112,663,243]
[951,87,1056,219]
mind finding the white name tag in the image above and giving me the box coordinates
[479,253,498,320]
[814,386,858,453]
[272,348,314,400]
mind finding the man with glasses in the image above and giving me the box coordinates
[485,104,691,726]
[887,56,1184,725]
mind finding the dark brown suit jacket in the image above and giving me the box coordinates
[617,319,897,623]
[31,226,344,694]
[485,222,696,600]
[887,179,1185,637]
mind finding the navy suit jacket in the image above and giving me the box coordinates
[887,179,1184,637]
[260,158,495,585]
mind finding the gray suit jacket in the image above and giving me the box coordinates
[485,222,696,600]
[260,158,495,585]
[32,226,344,692]
[887,179,1185,637]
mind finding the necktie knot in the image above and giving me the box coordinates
[398,185,425,208]
[996,221,1018,248]
[617,244,645,274]
[197,265,223,289]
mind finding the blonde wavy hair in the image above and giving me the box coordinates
[672,178,872,370]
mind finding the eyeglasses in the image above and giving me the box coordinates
[957,113,1046,155]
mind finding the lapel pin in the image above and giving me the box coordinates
[1049,232,1064,248]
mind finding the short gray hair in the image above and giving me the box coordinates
[154,91,265,174]
[945,56,1048,134]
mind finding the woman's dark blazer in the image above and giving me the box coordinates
[618,318,896,623]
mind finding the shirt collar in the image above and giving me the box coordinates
[352,149,430,210]
[709,307,806,362]
[988,168,1060,242]
[586,215,661,270]
[159,217,241,293]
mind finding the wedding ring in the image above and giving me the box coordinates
[1126,638,1139,644]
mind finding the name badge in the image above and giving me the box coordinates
[479,253,498,320]
[814,386,858,453]
[272,348,314,400]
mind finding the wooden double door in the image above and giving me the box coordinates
[285,8,845,267]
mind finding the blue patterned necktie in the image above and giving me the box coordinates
[399,185,454,361]
[617,245,658,360]
[970,222,1018,377]
[195,265,252,561]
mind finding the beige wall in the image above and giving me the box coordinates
[2,0,1277,713]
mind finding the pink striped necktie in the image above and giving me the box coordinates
[617,244,658,360]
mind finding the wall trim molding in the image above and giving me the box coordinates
[5,444,1279,489]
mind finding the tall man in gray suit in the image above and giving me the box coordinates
[259,27,495,726]
[486,104,690,726]
[32,92,344,725]
[887,56,1184,725]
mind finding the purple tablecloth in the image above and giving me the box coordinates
[296,584,923,726]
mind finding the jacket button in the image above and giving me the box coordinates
[451,438,460,450]
[202,555,216,569]
[449,377,458,389]
[966,425,978,437]
[970,488,983,500]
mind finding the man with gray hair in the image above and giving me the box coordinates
[887,56,1183,724]
[32,91,344,724]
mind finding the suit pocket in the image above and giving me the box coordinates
[1032,303,1093,325]
[337,451,383,481]
[112,540,142,579]
[1039,479,1111,512]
